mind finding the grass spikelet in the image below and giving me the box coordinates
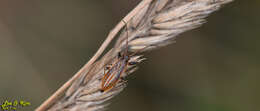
[37,0,233,111]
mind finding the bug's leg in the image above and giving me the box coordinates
[103,67,105,74]
[120,75,126,80]
[118,52,122,58]
[120,66,128,81]
[128,61,138,65]
[120,76,127,82]
[100,89,105,93]
[101,68,105,92]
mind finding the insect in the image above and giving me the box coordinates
[100,21,141,92]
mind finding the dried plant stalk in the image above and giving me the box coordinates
[43,0,233,111]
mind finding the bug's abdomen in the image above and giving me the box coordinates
[101,60,127,92]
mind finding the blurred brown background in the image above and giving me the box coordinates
[0,0,259,111]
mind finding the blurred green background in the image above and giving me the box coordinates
[0,0,259,111]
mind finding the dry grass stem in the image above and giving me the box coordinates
[38,0,233,111]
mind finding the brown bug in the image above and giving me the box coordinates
[100,21,143,92]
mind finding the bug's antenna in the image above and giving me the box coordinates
[122,20,146,57]
[122,20,128,54]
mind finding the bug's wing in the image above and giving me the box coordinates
[101,61,123,89]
